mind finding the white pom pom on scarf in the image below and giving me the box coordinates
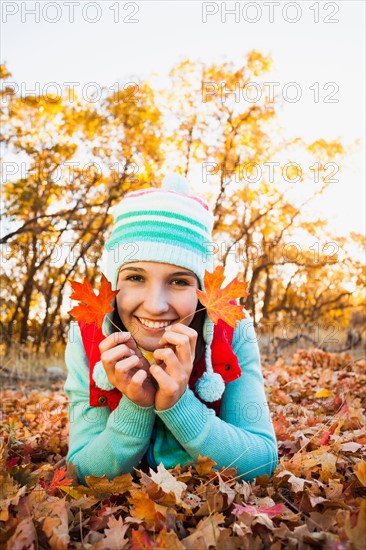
[195,371,225,402]
[92,360,115,391]
[195,315,225,402]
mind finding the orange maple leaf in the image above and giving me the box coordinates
[196,266,250,328]
[67,273,119,328]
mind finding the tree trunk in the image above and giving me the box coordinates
[262,267,272,319]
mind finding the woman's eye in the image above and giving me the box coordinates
[171,279,189,286]
[126,275,143,282]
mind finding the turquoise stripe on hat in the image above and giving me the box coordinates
[106,230,207,256]
[109,219,209,242]
[106,221,209,253]
[115,210,208,233]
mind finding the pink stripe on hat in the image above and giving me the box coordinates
[125,188,209,210]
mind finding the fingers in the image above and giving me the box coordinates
[153,346,186,379]
[115,357,157,392]
[99,331,141,371]
[99,331,138,354]
[114,355,149,386]
[100,349,137,383]
[164,323,198,342]
[101,342,136,370]
[149,363,180,395]
[158,324,197,364]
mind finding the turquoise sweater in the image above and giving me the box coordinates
[64,312,278,486]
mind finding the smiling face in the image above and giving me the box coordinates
[116,261,200,351]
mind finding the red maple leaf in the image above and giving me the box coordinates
[6,457,20,468]
[196,266,250,328]
[47,466,73,496]
[67,274,119,328]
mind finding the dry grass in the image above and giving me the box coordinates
[0,344,67,389]
[260,325,365,363]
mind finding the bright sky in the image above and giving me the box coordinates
[1,0,365,242]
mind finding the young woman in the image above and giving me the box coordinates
[64,174,278,486]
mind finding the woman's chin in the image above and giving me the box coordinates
[134,332,161,352]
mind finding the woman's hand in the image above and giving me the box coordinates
[149,323,197,411]
[99,332,156,408]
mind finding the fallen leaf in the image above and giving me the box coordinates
[324,479,343,499]
[233,502,287,518]
[42,497,70,550]
[276,470,313,493]
[344,499,366,550]
[195,483,226,516]
[195,455,217,476]
[320,431,332,446]
[130,529,154,550]
[182,513,226,550]
[85,473,133,496]
[354,460,366,486]
[154,526,184,549]
[340,442,363,453]
[47,466,73,495]
[5,517,37,550]
[315,389,334,398]
[149,463,187,504]
[302,450,337,475]
[216,471,237,506]
[129,490,165,529]
[102,515,130,550]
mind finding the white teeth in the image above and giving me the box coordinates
[138,318,172,329]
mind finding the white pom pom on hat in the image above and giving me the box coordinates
[161,173,191,194]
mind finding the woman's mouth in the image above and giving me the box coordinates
[135,317,176,332]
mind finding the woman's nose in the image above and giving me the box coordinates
[143,285,170,315]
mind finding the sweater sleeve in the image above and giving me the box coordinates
[64,322,156,486]
[154,313,279,482]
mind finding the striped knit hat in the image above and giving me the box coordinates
[100,173,225,402]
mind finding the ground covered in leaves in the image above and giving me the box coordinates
[1,348,365,549]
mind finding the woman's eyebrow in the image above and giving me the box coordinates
[118,267,196,278]
[170,271,197,278]
[119,267,146,273]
